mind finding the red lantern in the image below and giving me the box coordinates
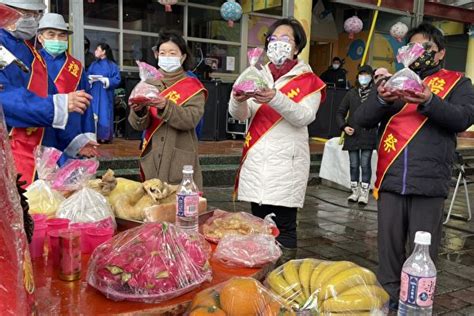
[158,0,178,12]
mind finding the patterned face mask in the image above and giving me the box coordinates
[266,41,292,66]
[409,50,437,72]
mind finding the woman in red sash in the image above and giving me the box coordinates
[229,18,326,262]
[128,30,207,188]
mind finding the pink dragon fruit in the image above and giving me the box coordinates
[86,222,212,303]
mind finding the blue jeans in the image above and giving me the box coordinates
[348,149,373,183]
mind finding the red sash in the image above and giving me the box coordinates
[10,41,49,187]
[139,77,207,180]
[374,69,463,199]
[233,72,326,198]
[54,53,83,93]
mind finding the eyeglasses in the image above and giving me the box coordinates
[16,8,43,20]
[267,35,295,44]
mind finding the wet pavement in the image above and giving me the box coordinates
[204,184,474,315]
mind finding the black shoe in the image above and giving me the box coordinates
[389,298,399,311]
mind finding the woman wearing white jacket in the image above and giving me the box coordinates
[229,18,326,262]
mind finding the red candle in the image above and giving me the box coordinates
[58,229,81,281]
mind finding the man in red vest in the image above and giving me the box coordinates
[355,23,474,312]
[0,0,92,186]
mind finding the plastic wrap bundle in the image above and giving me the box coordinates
[54,159,115,229]
[0,107,36,314]
[202,210,278,243]
[25,146,65,218]
[213,233,282,268]
[128,61,164,105]
[188,277,295,316]
[265,259,389,314]
[0,4,21,28]
[233,47,270,94]
[385,43,425,94]
[87,222,212,303]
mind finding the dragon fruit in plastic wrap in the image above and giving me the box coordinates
[128,61,164,105]
[385,43,425,94]
[87,222,212,303]
[233,47,270,94]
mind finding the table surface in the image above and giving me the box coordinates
[33,214,273,315]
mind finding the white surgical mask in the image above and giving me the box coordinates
[358,75,372,86]
[158,56,182,73]
[266,41,292,66]
[332,63,340,70]
[10,16,39,40]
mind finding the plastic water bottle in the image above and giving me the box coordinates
[398,231,437,316]
[176,165,199,235]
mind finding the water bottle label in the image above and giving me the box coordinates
[400,272,436,307]
[176,194,199,217]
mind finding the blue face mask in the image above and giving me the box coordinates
[43,39,68,56]
[358,75,372,86]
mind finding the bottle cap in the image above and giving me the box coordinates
[183,165,194,173]
[414,231,431,245]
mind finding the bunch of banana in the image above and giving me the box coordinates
[266,259,389,314]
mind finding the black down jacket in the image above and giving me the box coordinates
[354,66,474,198]
[336,87,377,151]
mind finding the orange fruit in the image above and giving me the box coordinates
[190,306,226,316]
[190,289,220,310]
[220,278,266,316]
[262,301,296,316]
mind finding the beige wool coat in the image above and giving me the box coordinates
[128,69,206,189]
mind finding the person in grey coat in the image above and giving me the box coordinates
[336,65,377,204]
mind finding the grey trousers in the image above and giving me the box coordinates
[377,192,445,301]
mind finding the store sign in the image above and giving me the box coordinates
[241,0,282,13]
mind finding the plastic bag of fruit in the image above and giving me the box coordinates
[87,222,212,303]
[202,210,278,243]
[25,146,65,218]
[54,159,115,229]
[233,47,271,95]
[265,259,390,315]
[385,42,425,94]
[0,106,36,315]
[187,277,295,316]
[213,233,282,268]
[128,61,164,105]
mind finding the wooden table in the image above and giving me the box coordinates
[33,215,274,315]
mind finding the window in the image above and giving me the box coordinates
[49,0,68,22]
[84,0,119,28]
[188,7,240,43]
[188,0,222,6]
[123,34,159,67]
[85,30,120,63]
[123,0,183,33]
[248,15,278,47]
[188,41,240,74]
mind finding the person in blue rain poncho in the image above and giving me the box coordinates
[0,0,91,186]
[37,13,98,161]
[87,43,121,143]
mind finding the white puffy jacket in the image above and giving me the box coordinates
[229,60,323,208]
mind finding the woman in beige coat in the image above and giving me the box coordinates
[128,30,207,189]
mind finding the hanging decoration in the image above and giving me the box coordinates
[390,22,409,42]
[344,16,363,40]
[158,0,178,12]
[220,0,243,28]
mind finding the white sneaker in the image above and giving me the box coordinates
[348,182,360,202]
[358,183,370,204]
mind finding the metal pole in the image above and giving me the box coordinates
[412,0,424,27]
[69,0,85,64]
[283,0,295,18]
[361,0,381,66]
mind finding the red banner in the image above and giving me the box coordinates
[233,72,326,198]
[374,69,463,199]
[140,76,207,180]
[10,41,49,187]
[54,53,83,93]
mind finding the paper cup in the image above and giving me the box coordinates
[29,223,47,259]
[84,227,114,254]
